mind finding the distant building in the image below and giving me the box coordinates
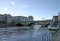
[52,16,58,22]
[13,16,33,23]
[4,14,13,26]
[0,14,5,23]
[28,16,33,21]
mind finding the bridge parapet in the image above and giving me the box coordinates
[12,20,51,27]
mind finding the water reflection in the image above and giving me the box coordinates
[0,26,52,41]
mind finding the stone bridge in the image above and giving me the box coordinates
[13,20,51,27]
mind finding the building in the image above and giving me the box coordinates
[28,16,33,21]
[13,16,33,23]
[0,14,6,23]
[0,14,13,26]
[58,12,60,27]
[4,14,13,26]
[58,12,60,21]
[52,16,58,22]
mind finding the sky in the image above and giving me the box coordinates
[0,0,60,20]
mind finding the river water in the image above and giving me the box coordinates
[0,26,52,41]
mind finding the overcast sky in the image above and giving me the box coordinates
[0,0,60,20]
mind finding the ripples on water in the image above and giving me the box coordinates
[0,27,52,41]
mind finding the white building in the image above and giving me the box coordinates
[13,16,33,23]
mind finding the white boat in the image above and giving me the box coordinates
[48,25,59,29]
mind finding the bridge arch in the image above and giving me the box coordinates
[27,23,35,26]
[45,23,50,27]
[15,23,24,26]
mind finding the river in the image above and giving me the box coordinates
[0,26,52,41]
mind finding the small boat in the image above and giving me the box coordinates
[48,25,59,30]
